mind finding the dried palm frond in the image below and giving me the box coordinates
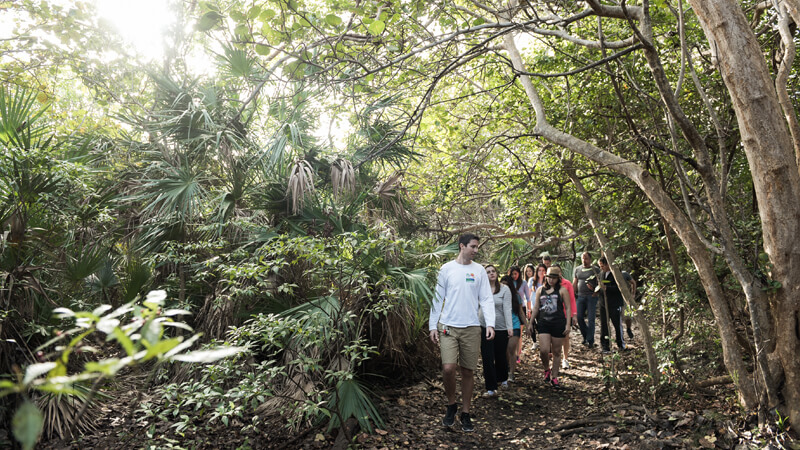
[286,159,315,214]
[330,158,355,199]
[373,171,406,218]
[35,382,108,440]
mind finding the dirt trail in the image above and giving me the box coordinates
[352,329,727,449]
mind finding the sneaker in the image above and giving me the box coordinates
[544,369,551,382]
[461,412,474,432]
[562,359,570,370]
[443,403,458,427]
[601,348,612,354]
[627,329,634,339]
[500,381,509,389]
[482,390,497,398]
[516,358,521,364]
[551,377,562,388]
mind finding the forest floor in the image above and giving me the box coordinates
[39,327,796,449]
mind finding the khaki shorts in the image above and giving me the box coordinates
[438,324,481,371]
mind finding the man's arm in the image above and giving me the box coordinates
[428,269,447,343]
[478,270,495,340]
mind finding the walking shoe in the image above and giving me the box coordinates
[516,358,521,364]
[544,369,552,382]
[601,348,612,354]
[500,381,509,389]
[482,390,497,398]
[551,377,562,388]
[627,328,634,339]
[562,359,570,370]
[460,412,474,432]
[443,403,458,427]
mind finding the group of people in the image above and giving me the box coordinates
[428,233,637,432]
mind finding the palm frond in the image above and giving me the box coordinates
[286,159,315,215]
[327,378,384,433]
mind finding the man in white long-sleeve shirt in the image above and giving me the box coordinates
[429,233,495,432]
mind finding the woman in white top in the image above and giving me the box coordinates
[479,265,513,397]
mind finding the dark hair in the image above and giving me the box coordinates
[536,263,548,284]
[458,233,479,248]
[501,275,523,318]
[484,264,501,294]
[542,254,552,261]
[546,272,562,292]
[523,264,536,281]
[508,265,523,292]
[599,256,608,265]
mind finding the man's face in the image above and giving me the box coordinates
[599,261,609,272]
[543,258,551,267]
[582,253,592,266]
[461,239,479,260]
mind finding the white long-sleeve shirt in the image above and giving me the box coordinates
[428,260,495,330]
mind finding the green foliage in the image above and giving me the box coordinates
[0,290,243,449]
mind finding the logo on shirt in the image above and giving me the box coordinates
[466,272,475,283]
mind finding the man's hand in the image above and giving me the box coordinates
[486,327,495,340]
[507,329,513,337]
[564,325,570,336]
[429,329,439,344]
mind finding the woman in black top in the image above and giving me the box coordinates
[529,266,571,387]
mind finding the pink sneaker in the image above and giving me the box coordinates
[544,369,551,382]
[551,377,562,388]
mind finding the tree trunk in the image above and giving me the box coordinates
[566,166,659,383]
[688,0,800,429]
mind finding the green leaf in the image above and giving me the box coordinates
[171,346,245,363]
[259,9,276,21]
[255,44,271,55]
[325,14,342,26]
[142,337,182,361]
[23,363,57,385]
[144,290,166,309]
[197,11,223,31]
[234,24,250,38]
[111,328,136,356]
[368,20,385,36]
[141,319,162,346]
[12,401,43,450]
[247,5,261,19]
[473,17,485,26]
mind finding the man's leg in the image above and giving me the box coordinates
[460,367,474,412]
[611,305,626,350]
[587,296,598,347]
[480,327,496,391]
[576,296,589,343]
[442,363,458,404]
[625,314,634,339]
[599,302,611,351]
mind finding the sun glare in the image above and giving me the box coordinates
[94,0,175,61]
